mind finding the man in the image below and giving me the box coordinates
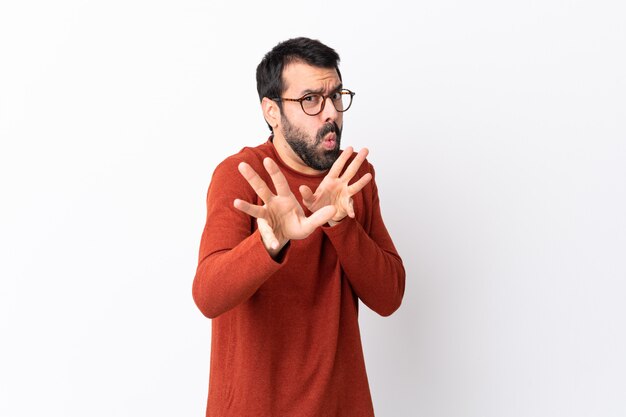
[193,37,405,417]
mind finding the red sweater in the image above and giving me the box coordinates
[193,140,405,417]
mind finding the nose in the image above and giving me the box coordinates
[320,96,339,123]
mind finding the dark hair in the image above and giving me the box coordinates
[256,37,342,131]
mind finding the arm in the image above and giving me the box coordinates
[192,157,335,319]
[192,158,281,319]
[323,174,406,316]
[300,148,405,316]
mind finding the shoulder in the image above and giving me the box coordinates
[212,141,274,178]
[206,141,277,200]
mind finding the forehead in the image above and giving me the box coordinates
[282,61,341,95]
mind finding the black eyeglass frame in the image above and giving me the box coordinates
[271,89,355,116]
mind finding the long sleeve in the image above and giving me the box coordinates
[322,166,405,316]
[194,142,402,417]
[192,155,287,319]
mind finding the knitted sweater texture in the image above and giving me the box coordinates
[193,140,405,417]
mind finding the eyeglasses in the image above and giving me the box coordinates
[272,89,355,116]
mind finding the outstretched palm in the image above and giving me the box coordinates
[299,147,372,226]
[234,158,336,257]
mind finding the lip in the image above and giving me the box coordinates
[321,133,337,149]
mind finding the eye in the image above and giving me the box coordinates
[330,91,343,100]
[302,94,323,109]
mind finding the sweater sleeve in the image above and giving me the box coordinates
[322,167,405,317]
[192,157,287,319]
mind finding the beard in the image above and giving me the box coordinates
[281,116,342,171]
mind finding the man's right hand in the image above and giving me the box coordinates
[233,157,337,258]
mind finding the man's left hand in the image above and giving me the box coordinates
[299,147,372,227]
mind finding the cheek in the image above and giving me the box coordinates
[295,116,320,136]
[285,108,309,128]
[285,108,329,138]
[336,111,344,126]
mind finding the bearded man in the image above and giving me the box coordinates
[193,37,405,417]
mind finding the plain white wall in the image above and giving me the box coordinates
[1,1,625,416]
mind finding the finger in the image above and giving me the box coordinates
[263,158,291,197]
[327,146,353,178]
[304,205,337,230]
[238,162,273,203]
[257,218,280,250]
[347,172,373,196]
[342,147,369,181]
[299,185,314,206]
[346,198,355,218]
[234,198,265,219]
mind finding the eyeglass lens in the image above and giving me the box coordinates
[302,91,352,115]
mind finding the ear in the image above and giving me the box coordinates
[262,97,281,130]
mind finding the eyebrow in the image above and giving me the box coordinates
[300,83,343,96]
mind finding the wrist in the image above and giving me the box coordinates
[264,237,289,259]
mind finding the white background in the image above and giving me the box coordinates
[1,1,625,416]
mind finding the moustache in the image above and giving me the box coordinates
[315,122,341,143]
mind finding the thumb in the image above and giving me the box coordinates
[346,198,356,218]
[257,218,280,250]
[299,185,314,207]
[305,205,337,230]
